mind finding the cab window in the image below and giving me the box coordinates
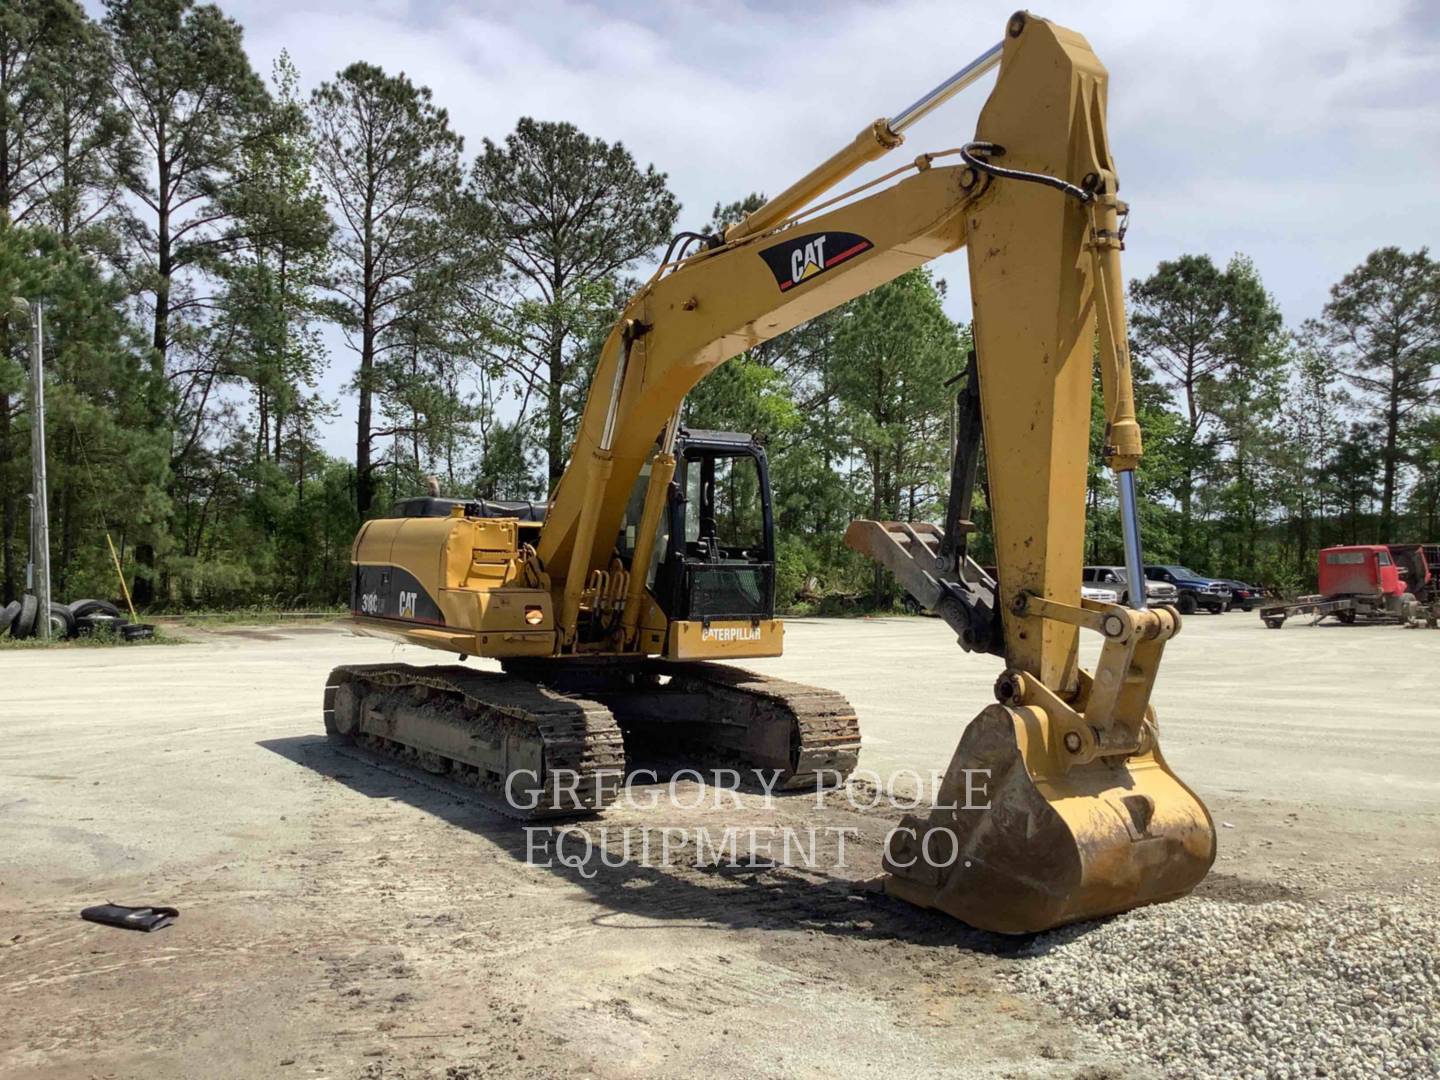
[619,459,653,558]
[682,453,764,557]
[714,455,764,551]
[684,459,702,544]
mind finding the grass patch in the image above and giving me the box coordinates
[0,624,184,649]
[155,607,346,627]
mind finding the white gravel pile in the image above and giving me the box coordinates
[1010,891,1439,1079]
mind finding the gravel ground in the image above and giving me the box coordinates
[3,616,1438,1078]
[1011,888,1440,1079]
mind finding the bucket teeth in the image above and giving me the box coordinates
[883,703,1215,935]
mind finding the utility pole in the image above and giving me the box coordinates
[14,298,50,640]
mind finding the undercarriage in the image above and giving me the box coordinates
[324,661,860,819]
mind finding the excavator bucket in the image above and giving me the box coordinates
[883,704,1215,935]
[847,520,1215,934]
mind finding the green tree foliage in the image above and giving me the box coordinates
[146,52,337,604]
[470,118,679,485]
[1129,253,1284,565]
[375,277,482,496]
[0,225,168,599]
[104,0,267,367]
[834,270,964,524]
[1318,246,1439,541]
[1273,332,1342,579]
[32,7,135,252]
[218,53,331,474]
[1,0,1435,612]
[1,0,83,221]
[1326,424,1384,545]
[2,1,138,597]
[1405,412,1440,540]
[104,0,275,601]
[1,1,133,248]
[308,61,466,516]
[1202,256,1287,576]
[687,266,966,608]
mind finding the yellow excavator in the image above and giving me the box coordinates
[324,12,1216,934]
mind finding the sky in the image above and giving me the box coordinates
[94,0,1440,457]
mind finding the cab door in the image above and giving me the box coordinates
[654,443,775,621]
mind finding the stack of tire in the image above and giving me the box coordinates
[0,596,152,641]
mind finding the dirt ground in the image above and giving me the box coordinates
[2,613,1437,1079]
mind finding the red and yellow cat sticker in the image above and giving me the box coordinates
[759,231,873,291]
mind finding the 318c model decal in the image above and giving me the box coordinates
[759,231,873,292]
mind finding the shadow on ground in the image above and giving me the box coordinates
[258,733,1047,958]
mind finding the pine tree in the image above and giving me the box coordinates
[1320,247,1440,541]
[104,0,268,368]
[309,61,465,517]
[1206,255,1285,578]
[31,6,135,252]
[470,118,678,485]
[0,0,88,223]
[218,53,331,474]
[104,0,270,600]
[0,225,168,603]
[1276,330,1342,578]
[1130,254,1282,565]
[832,269,965,603]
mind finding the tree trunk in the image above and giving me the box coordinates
[153,141,171,365]
[132,543,155,607]
[547,334,565,486]
[1180,348,1200,563]
[1380,366,1400,541]
[296,430,308,597]
[1179,457,1194,562]
[147,136,173,606]
[276,252,289,465]
[356,204,377,517]
[257,389,268,468]
[0,383,13,602]
[356,323,374,516]
[410,340,421,476]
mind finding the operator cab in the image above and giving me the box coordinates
[618,428,775,623]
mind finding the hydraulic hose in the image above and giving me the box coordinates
[960,141,1094,204]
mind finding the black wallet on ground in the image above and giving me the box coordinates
[80,904,179,932]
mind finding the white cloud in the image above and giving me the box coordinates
[91,0,1440,456]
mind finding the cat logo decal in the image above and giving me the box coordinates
[759,231,873,291]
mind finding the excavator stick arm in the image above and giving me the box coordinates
[849,14,1216,931]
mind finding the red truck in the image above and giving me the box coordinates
[1260,544,1440,628]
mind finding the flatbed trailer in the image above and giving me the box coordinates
[1260,542,1440,629]
[1259,594,1394,629]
